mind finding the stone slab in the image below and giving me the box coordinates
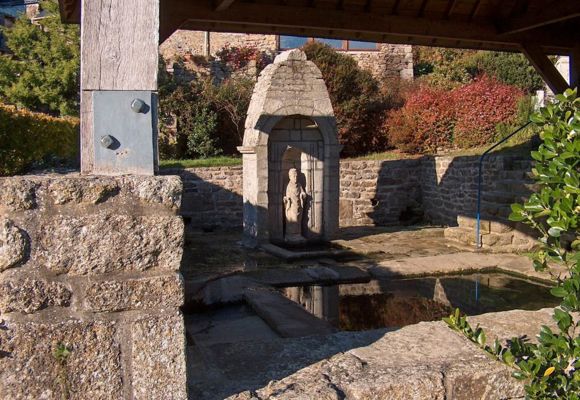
[260,243,352,261]
[243,288,337,338]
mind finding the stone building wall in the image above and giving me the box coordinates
[160,31,414,80]
[166,153,536,251]
[350,44,414,80]
[0,175,187,399]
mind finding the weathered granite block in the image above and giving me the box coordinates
[0,218,29,272]
[0,277,72,314]
[83,274,184,312]
[34,215,183,275]
[0,320,123,400]
[131,313,187,400]
[0,180,37,212]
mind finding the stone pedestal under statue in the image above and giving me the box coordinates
[238,49,340,248]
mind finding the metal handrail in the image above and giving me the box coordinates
[475,121,532,248]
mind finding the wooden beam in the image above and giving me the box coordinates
[177,19,562,54]
[160,1,577,51]
[443,0,457,19]
[521,43,570,94]
[214,0,236,12]
[468,0,482,21]
[498,1,580,35]
[391,0,401,15]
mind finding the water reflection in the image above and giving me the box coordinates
[282,273,559,331]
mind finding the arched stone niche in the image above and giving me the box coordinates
[238,49,340,247]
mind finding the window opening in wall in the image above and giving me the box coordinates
[278,36,379,51]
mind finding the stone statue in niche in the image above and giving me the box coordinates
[283,168,307,243]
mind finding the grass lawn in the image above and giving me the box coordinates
[160,156,242,169]
[160,132,537,168]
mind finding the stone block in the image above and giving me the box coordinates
[489,220,514,234]
[0,278,72,314]
[0,319,122,399]
[339,200,354,221]
[35,215,183,275]
[131,313,187,400]
[83,274,184,312]
[0,218,29,272]
[47,178,120,205]
[0,179,37,211]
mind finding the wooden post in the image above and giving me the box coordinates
[80,0,160,175]
[570,46,580,90]
[520,43,570,94]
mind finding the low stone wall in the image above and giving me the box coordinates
[166,153,537,251]
[0,175,187,399]
[339,159,423,226]
[422,155,537,251]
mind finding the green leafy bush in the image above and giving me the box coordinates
[445,89,580,399]
[158,73,254,159]
[471,51,545,93]
[0,104,79,176]
[0,0,80,116]
[303,42,390,156]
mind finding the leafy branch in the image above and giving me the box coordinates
[445,88,580,399]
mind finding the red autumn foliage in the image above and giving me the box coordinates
[451,75,523,147]
[384,75,524,153]
[384,85,455,153]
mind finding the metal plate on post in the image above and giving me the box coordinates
[93,90,158,175]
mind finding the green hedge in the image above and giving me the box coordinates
[0,104,79,176]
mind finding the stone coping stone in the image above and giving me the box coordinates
[260,243,353,262]
[200,308,557,400]
[0,174,183,213]
[369,251,563,283]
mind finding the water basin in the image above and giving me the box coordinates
[282,273,559,331]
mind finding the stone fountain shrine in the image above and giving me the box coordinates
[238,49,340,250]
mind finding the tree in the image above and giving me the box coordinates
[0,0,80,116]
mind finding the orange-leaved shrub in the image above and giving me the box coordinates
[0,104,79,176]
[384,75,524,153]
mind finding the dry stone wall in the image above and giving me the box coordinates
[0,175,187,400]
[160,31,414,80]
[166,153,536,251]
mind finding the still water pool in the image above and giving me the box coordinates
[283,273,559,331]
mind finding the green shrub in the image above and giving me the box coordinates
[445,89,580,399]
[0,104,79,176]
[185,105,221,158]
[303,42,389,156]
[0,0,80,116]
[158,74,254,159]
[471,51,545,93]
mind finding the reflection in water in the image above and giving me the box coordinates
[283,273,559,331]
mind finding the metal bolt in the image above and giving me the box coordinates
[100,135,115,149]
[131,98,147,113]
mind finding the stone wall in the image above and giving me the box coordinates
[160,31,414,81]
[0,175,187,399]
[350,44,414,80]
[339,159,422,226]
[166,153,536,251]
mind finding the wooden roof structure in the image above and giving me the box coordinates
[59,0,578,53]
